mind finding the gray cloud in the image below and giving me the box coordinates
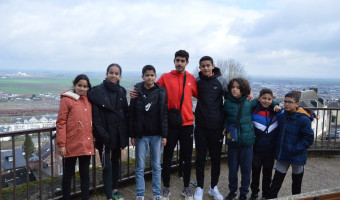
[0,0,339,78]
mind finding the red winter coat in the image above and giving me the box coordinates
[157,70,198,126]
[56,91,94,158]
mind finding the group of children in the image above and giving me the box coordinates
[56,50,314,200]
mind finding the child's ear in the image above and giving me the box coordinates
[296,101,300,108]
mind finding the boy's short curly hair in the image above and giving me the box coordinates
[227,78,251,96]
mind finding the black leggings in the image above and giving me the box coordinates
[99,147,121,199]
[62,155,91,200]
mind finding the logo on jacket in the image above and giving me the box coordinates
[145,102,152,111]
[188,83,191,85]
[214,86,217,89]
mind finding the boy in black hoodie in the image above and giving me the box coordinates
[193,56,227,200]
[129,65,168,200]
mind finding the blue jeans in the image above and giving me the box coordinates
[135,136,162,196]
[228,147,253,196]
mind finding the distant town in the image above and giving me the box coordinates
[1,71,340,134]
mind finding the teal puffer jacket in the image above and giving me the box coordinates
[223,93,257,147]
[223,93,279,148]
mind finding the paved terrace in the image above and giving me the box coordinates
[80,156,340,200]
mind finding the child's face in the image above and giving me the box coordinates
[231,81,242,98]
[258,93,273,108]
[199,60,214,77]
[74,79,89,96]
[284,97,300,113]
[106,66,121,84]
[174,56,188,73]
[142,70,156,86]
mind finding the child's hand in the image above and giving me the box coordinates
[58,147,66,157]
[131,138,136,147]
[222,128,226,136]
[274,105,282,113]
[162,138,167,146]
[130,87,139,99]
[247,93,254,101]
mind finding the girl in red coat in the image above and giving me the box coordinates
[56,74,94,200]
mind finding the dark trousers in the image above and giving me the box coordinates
[162,125,193,188]
[194,126,223,188]
[228,147,253,196]
[99,147,121,199]
[250,154,275,198]
[62,155,91,200]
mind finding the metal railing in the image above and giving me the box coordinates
[0,107,339,199]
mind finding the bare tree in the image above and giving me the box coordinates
[192,58,246,81]
[217,59,246,82]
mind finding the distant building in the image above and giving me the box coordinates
[30,141,63,178]
[327,100,340,125]
[1,148,37,188]
[296,88,328,137]
[0,114,57,133]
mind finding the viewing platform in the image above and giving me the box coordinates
[0,107,340,199]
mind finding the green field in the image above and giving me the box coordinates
[0,75,138,94]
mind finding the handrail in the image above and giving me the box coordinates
[0,107,339,199]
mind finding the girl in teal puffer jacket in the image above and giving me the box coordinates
[222,78,280,200]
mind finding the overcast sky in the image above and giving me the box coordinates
[1,0,339,78]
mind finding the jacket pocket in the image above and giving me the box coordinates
[66,122,81,138]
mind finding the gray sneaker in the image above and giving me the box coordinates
[136,196,144,200]
[161,188,171,200]
[181,187,194,200]
[154,195,162,200]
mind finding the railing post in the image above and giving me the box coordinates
[12,135,16,200]
[50,131,55,198]
[25,134,30,200]
[0,136,2,198]
[38,132,42,200]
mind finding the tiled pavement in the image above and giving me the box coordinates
[80,156,340,200]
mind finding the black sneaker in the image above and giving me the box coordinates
[239,195,247,200]
[224,192,237,200]
[249,194,258,200]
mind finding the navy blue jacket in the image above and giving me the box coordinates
[252,104,282,157]
[275,107,314,165]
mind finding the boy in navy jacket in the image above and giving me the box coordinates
[250,88,282,200]
[268,92,314,199]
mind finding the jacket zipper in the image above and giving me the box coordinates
[278,115,289,160]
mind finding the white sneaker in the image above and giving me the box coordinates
[194,187,203,200]
[208,186,223,200]
[136,196,144,200]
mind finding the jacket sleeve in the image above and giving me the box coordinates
[92,103,110,144]
[157,75,165,87]
[128,98,136,138]
[162,91,168,138]
[191,76,198,98]
[56,98,69,147]
[292,116,314,154]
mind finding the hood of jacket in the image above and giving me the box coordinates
[134,81,162,94]
[285,107,314,121]
[198,67,222,80]
[60,90,81,100]
[226,92,247,103]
